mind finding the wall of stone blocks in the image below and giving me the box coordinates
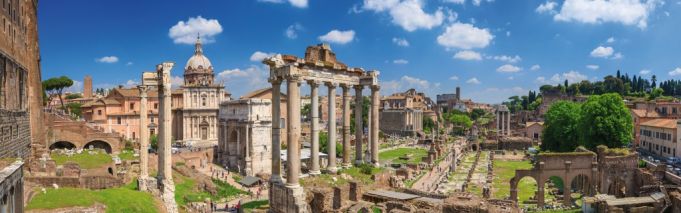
[0,109,30,160]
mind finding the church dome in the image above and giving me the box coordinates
[184,36,213,73]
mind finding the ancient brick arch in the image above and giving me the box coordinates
[509,152,598,208]
[46,114,123,154]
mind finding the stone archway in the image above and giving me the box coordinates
[49,141,77,150]
[510,173,541,206]
[569,174,591,206]
[83,140,113,153]
[607,178,627,197]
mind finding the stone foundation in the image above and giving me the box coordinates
[270,182,309,213]
[159,179,178,213]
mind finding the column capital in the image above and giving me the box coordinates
[268,77,283,84]
[340,83,351,90]
[285,74,303,83]
[307,80,320,88]
[370,85,381,91]
[137,85,150,97]
[325,82,338,88]
[353,85,364,90]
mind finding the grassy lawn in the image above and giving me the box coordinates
[118,149,136,161]
[339,165,385,184]
[174,172,247,206]
[492,160,534,201]
[51,150,113,169]
[379,148,428,164]
[26,181,158,213]
[242,200,269,212]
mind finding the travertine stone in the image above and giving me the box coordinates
[370,85,380,166]
[138,85,150,191]
[342,84,352,168]
[309,80,321,175]
[286,76,302,185]
[354,85,364,166]
[270,79,283,183]
[326,82,338,173]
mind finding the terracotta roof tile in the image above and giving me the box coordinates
[641,119,677,129]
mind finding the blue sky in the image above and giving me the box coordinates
[39,0,681,103]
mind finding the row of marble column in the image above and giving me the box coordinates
[270,77,380,186]
[496,110,511,136]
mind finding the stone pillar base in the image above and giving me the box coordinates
[138,176,157,192]
[269,183,309,213]
[159,179,179,213]
[309,170,321,176]
[326,167,338,174]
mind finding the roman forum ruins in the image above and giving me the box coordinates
[264,44,381,213]
[137,62,179,213]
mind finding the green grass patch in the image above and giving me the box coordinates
[118,150,136,161]
[242,200,268,212]
[174,172,247,206]
[379,148,428,164]
[492,160,559,207]
[26,186,158,213]
[51,150,113,169]
[340,165,385,184]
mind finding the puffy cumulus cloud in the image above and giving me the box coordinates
[381,75,442,96]
[449,75,459,80]
[607,37,616,43]
[249,51,276,62]
[669,67,681,76]
[65,80,84,93]
[536,1,558,14]
[489,55,522,63]
[586,64,600,70]
[466,77,481,84]
[536,71,588,85]
[496,64,522,73]
[392,37,410,47]
[640,69,651,75]
[258,0,308,8]
[362,0,444,32]
[169,16,223,44]
[171,76,184,89]
[437,22,494,50]
[218,65,270,97]
[553,0,662,29]
[318,30,355,44]
[531,65,541,71]
[285,23,304,39]
[393,59,409,64]
[590,46,614,58]
[96,56,118,63]
[453,50,482,61]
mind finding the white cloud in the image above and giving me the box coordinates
[536,1,558,14]
[126,62,133,66]
[218,65,270,97]
[392,37,410,47]
[586,64,599,70]
[285,23,304,39]
[318,30,355,44]
[65,80,83,93]
[640,69,651,75]
[437,22,494,50]
[466,77,481,84]
[612,52,623,59]
[496,64,521,73]
[536,71,588,84]
[125,79,139,87]
[250,51,276,62]
[669,67,681,76]
[490,55,522,63]
[453,50,482,61]
[393,59,409,64]
[590,46,614,58]
[96,56,119,63]
[449,75,459,80]
[169,16,223,44]
[170,76,184,89]
[444,0,465,4]
[258,0,308,8]
[553,0,662,29]
[380,75,441,97]
[362,0,444,31]
[531,64,541,71]
[606,37,615,43]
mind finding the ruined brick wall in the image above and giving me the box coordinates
[0,109,31,159]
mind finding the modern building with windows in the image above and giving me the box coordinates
[639,118,679,158]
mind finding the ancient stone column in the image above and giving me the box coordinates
[326,82,338,173]
[137,85,150,191]
[500,111,505,136]
[506,111,511,136]
[286,76,302,186]
[270,78,283,183]
[354,85,364,166]
[309,80,321,175]
[496,111,500,135]
[370,85,380,166]
[245,124,252,176]
[157,63,173,183]
[341,84,351,168]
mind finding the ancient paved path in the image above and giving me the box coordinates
[411,148,454,192]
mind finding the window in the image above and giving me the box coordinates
[117,117,122,124]
[154,103,158,109]
[202,97,207,106]
[130,103,134,110]
[150,116,154,123]
[132,132,136,139]
[97,110,102,115]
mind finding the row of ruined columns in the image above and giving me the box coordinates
[270,76,380,186]
[496,110,511,136]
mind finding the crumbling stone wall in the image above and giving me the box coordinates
[0,110,31,159]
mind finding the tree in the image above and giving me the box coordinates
[65,102,82,118]
[350,96,370,134]
[423,116,435,134]
[65,93,82,100]
[579,93,633,149]
[43,76,74,110]
[150,134,158,151]
[319,131,342,157]
[649,87,664,100]
[541,101,581,152]
[301,103,312,121]
[470,108,486,120]
[445,113,472,135]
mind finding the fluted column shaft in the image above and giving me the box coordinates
[270,79,283,183]
[326,83,338,173]
[370,85,380,166]
[309,81,321,175]
[286,77,301,186]
[354,85,364,165]
[342,85,352,168]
